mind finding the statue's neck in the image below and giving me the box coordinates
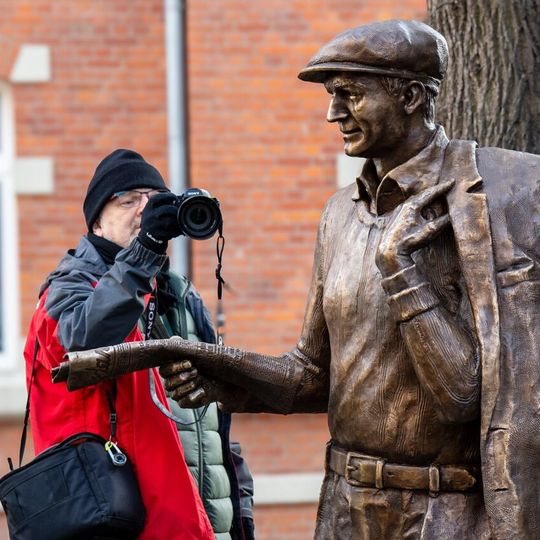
[374,125,436,180]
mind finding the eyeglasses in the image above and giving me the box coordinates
[111,189,168,209]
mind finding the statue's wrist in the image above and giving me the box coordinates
[381,264,425,295]
[377,251,414,277]
[381,265,439,321]
[387,283,440,322]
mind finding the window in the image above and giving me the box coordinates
[0,81,19,372]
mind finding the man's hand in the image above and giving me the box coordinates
[138,192,182,253]
[376,180,454,276]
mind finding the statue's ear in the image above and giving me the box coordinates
[401,80,426,116]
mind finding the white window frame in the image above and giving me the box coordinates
[0,80,20,377]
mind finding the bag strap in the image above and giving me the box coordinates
[14,339,118,471]
[17,339,39,468]
[105,379,118,441]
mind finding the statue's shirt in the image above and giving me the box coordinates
[303,127,480,464]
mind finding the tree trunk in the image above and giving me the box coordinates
[428,0,540,154]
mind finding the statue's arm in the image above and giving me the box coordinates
[56,293,330,413]
[376,181,479,423]
[162,213,332,414]
[380,264,479,423]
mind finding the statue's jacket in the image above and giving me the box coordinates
[444,141,540,539]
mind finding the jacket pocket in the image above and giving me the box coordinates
[496,260,537,289]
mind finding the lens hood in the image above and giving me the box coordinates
[176,188,222,240]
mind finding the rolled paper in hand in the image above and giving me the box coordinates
[51,337,198,391]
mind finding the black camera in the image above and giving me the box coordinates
[174,188,222,240]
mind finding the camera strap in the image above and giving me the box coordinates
[215,223,226,346]
[145,289,210,426]
[14,339,39,470]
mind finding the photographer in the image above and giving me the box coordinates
[24,149,251,539]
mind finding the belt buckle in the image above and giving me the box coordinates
[345,451,365,487]
[345,452,386,489]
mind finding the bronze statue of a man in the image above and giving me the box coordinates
[54,19,540,539]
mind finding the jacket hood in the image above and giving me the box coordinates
[39,236,108,297]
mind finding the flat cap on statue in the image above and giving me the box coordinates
[298,20,448,85]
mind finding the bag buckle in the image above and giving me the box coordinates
[104,440,127,467]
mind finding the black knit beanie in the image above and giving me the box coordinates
[83,149,168,230]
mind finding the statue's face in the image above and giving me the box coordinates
[324,73,407,158]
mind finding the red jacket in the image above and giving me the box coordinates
[24,237,213,539]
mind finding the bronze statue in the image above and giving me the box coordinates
[53,20,540,539]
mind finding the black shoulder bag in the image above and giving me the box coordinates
[0,341,146,540]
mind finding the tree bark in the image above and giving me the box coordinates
[428,0,540,154]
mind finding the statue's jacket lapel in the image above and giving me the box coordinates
[444,140,540,538]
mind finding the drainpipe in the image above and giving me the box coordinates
[164,0,190,277]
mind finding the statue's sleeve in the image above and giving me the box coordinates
[381,263,480,423]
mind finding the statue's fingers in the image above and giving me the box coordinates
[179,387,208,408]
[159,360,193,378]
[412,214,451,246]
[426,213,451,234]
[163,369,198,392]
[410,179,455,209]
[168,379,198,400]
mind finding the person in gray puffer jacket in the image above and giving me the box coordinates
[146,267,255,540]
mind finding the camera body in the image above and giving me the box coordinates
[174,188,222,240]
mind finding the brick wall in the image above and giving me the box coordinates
[0,1,426,539]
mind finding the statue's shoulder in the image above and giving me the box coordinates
[476,146,540,187]
[476,147,540,175]
[315,183,358,233]
[474,146,540,245]
[470,146,540,211]
[326,182,357,207]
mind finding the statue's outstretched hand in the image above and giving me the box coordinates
[160,360,269,412]
[376,179,454,276]
[160,360,209,407]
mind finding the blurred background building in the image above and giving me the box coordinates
[0,0,425,538]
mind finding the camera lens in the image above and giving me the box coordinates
[177,195,221,240]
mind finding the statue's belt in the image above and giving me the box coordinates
[328,445,479,495]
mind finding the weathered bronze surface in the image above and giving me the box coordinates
[54,20,540,539]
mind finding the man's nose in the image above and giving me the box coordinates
[327,96,348,123]
[138,194,151,214]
